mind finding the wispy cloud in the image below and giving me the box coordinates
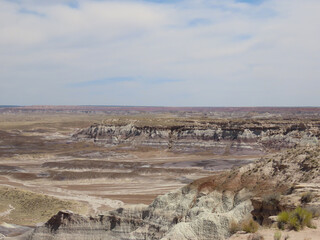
[69,76,181,88]
[67,1,79,9]
[19,8,45,17]
[236,0,264,5]
[69,77,135,88]
[188,18,211,27]
[0,0,320,106]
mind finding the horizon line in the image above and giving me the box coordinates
[1,105,320,108]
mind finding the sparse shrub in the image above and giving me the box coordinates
[247,233,264,240]
[288,214,300,231]
[242,218,259,233]
[277,211,289,230]
[229,219,241,234]
[274,231,281,240]
[278,207,313,231]
[291,207,313,229]
[300,192,313,204]
[263,193,280,206]
[306,205,320,218]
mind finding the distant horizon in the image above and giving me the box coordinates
[1,105,320,108]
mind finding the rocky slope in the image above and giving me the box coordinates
[73,120,320,154]
[30,189,253,240]
[29,146,320,240]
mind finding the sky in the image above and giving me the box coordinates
[0,0,319,106]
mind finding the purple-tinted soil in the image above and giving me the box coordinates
[162,159,253,171]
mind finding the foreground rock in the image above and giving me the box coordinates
[251,182,320,225]
[30,187,253,240]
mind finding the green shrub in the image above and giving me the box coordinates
[242,218,259,233]
[277,211,289,230]
[288,215,300,231]
[291,207,312,229]
[277,207,313,231]
[274,231,282,240]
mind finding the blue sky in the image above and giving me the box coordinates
[0,0,320,106]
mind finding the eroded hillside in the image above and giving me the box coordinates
[30,146,320,240]
[0,111,319,239]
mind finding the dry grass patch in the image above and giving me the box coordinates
[242,218,260,233]
[0,186,88,225]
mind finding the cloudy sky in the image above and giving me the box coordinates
[0,0,319,106]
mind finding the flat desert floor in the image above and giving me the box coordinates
[0,113,258,219]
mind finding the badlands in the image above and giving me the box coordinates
[0,106,319,239]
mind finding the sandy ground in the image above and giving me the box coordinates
[0,153,254,214]
[0,206,14,217]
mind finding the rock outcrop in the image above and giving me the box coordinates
[235,147,320,225]
[73,120,320,154]
[30,187,253,240]
[251,182,320,225]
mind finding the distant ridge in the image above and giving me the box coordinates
[0,105,21,108]
[1,105,320,114]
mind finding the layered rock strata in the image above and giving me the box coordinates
[30,187,253,240]
[73,120,320,154]
[30,146,320,240]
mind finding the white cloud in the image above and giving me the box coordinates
[0,0,319,106]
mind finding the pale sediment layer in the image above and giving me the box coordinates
[74,120,320,154]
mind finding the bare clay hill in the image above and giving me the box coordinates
[0,108,319,239]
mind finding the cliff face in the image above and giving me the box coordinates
[73,120,320,154]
